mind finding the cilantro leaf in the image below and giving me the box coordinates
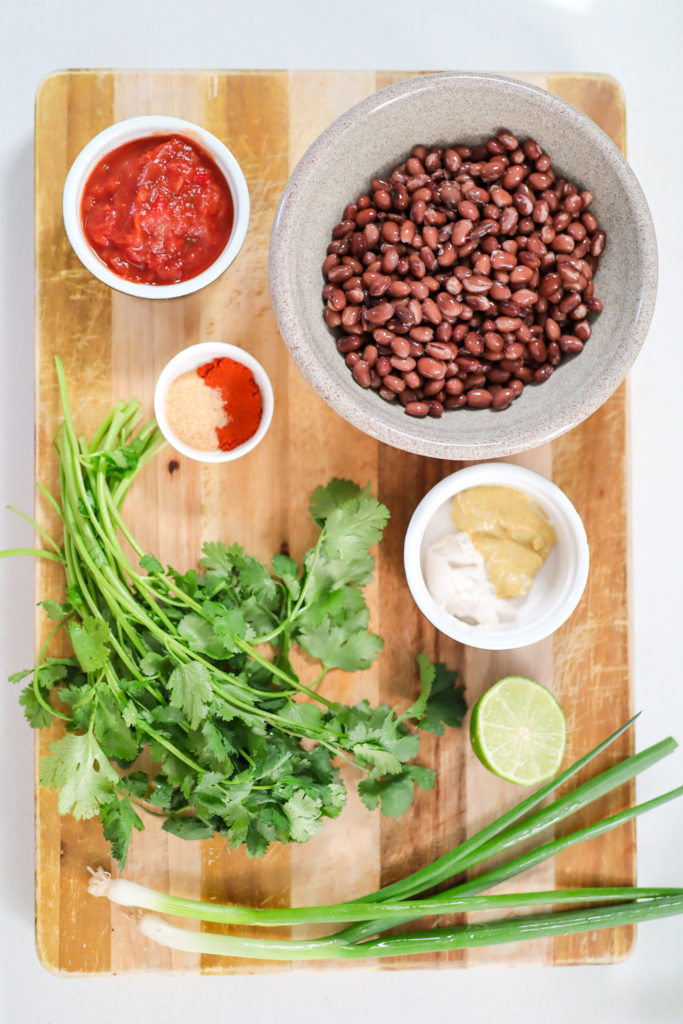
[246,819,271,858]
[301,493,390,606]
[402,652,434,722]
[351,744,403,775]
[139,652,168,678]
[40,732,119,818]
[284,791,324,842]
[162,816,215,841]
[19,684,54,727]
[197,721,236,772]
[221,803,251,849]
[9,667,34,684]
[208,608,251,653]
[140,553,163,574]
[201,542,278,603]
[357,762,434,818]
[320,781,346,818]
[121,770,149,798]
[168,662,214,730]
[39,599,72,620]
[59,681,96,731]
[297,618,383,671]
[271,553,301,599]
[15,661,73,727]
[198,540,234,576]
[417,663,467,735]
[323,497,389,561]
[308,478,369,524]
[97,437,146,480]
[37,662,72,688]
[193,772,229,817]
[92,683,138,761]
[358,771,416,818]
[68,617,110,672]
[407,764,436,791]
[66,584,85,610]
[278,702,324,732]
[295,584,383,671]
[100,796,144,868]
[178,612,229,660]
[380,731,421,763]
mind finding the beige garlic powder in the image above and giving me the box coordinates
[165,371,228,451]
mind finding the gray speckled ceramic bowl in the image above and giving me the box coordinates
[269,72,657,460]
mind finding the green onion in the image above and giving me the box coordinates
[137,892,683,961]
[88,723,683,960]
[90,869,682,927]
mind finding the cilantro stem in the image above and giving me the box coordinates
[6,359,416,864]
[7,505,62,554]
[310,668,328,691]
[127,799,169,818]
[149,573,204,612]
[88,400,137,453]
[30,615,74,723]
[36,481,65,522]
[62,518,146,671]
[137,721,207,774]
[0,547,63,563]
[88,462,177,633]
[233,637,339,711]
[251,530,326,645]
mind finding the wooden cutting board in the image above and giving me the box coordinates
[34,70,632,974]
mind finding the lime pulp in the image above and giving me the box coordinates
[470,675,567,786]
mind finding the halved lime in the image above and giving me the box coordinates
[470,675,567,785]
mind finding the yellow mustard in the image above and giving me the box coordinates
[451,485,556,599]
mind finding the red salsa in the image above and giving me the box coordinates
[80,134,234,285]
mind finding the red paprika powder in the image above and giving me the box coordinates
[197,357,262,450]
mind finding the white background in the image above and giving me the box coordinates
[1,1,682,1021]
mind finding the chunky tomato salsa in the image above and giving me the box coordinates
[80,134,234,285]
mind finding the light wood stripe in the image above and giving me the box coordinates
[196,70,294,976]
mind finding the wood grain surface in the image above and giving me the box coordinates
[34,70,632,974]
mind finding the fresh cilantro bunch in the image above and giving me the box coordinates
[6,358,466,867]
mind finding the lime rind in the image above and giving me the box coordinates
[470,675,567,786]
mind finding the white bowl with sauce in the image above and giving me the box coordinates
[153,342,274,463]
[63,115,250,299]
[404,462,589,650]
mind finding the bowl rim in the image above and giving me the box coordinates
[153,342,274,463]
[269,70,658,460]
[63,114,250,299]
[403,461,590,650]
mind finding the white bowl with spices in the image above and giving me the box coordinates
[154,342,274,463]
[404,462,589,650]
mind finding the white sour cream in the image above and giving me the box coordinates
[424,532,515,628]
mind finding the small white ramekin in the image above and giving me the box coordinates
[154,342,274,463]
[63,115,250,299]
[404,463,589,651]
